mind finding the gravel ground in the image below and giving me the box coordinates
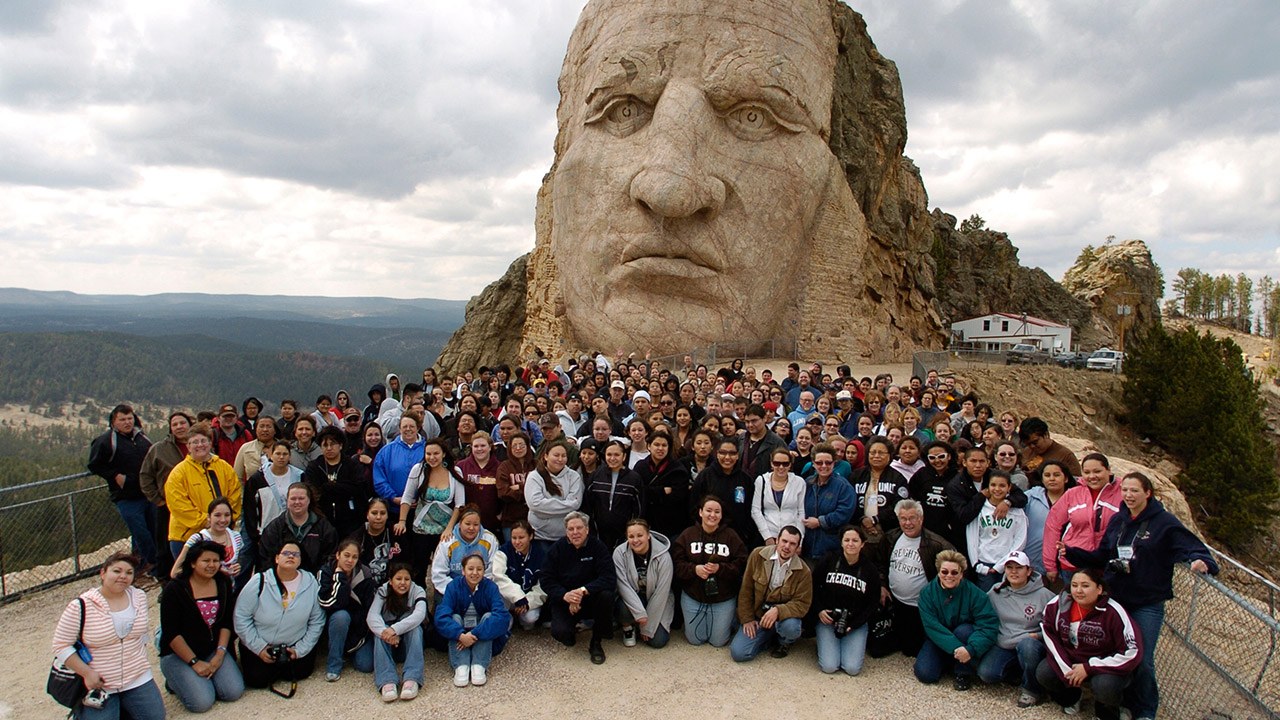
[3,579,1073,720]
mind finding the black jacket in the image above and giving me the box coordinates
[908,464,956,540]
[159,572,235,659]
[637,456,691,540]
[539,536,617,602]
[944,469,1027,555]
[303,455,371,537]
[583,466,645,549]
[316,559,378,653]
[690,465,760,547]
[813,551,882,631]
[87,428,152,502]
[258,511,339,573]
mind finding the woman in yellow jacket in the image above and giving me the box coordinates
[166,421,242,557]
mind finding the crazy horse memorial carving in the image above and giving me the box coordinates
[438,0,945,371]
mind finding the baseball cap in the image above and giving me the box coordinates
[836,390,853,401]
[538,412,559,429]
[344,407,361,418]
[218,404,237,416]
[996,550,1031,573]
[610,380,626,390]
[579,438,602,454]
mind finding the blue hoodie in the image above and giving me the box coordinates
[434,575,511,647]
[372,434,425,504]
[431,523,499,595]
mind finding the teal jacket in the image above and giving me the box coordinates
[917,576,1000,658]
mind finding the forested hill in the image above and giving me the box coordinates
[0,332,392,409]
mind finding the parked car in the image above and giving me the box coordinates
[1006,343,1051,365]
[1055,351,1089,369]
[1087,348,1125,372]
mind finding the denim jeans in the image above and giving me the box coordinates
[976,636,1046,692]
[160,650,245,713]
[1125,601,1165,718]
[729,616,802,662]
[641,625,671,648]
[914,622,977,683]
[815,621,870,675]
[446,614,499,669]
[75,679,165,720]
[373,626,424,688]
[679,594,737,648]
[326,610,374,675]
[115,498,157,567]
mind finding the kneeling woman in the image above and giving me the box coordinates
[813,525,881,676]
[435,554,512,687]
[317,539,377,681]
[1036,568,1142,720]
[367,562,428,702]
[493,520,547,630]
[233,541,326,690]
[914,550,1000,690]
[613,519,675,649]
[160,540,244,712]
[671,495,748,648]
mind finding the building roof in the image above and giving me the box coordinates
[952,312,1069,329]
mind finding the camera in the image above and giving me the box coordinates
[1107,558,1131,574]
[703,576,720,597]
[266,644,291,663]
[83,689,109,709]
[830,608,852,637]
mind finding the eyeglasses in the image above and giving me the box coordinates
[279,551,301,559]
[812,460,833,466]
[345,418,360,424]
[716,450,738,456]
[996,451,1017,457]
[660,400,674,405]
[926,453,948,461]
[771,461,791,467]
[937,569,961,576]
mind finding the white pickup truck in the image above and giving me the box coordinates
[1086,348,1125,372]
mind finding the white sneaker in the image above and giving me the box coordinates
[1062,699,1081,715]
[621,626,637,647]
[470,664,487,686]
[381,684,398,703]
[399,681,419,700]
[454,665,471,687]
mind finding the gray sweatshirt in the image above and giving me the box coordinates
[613,531,675,634]
[985,574,1056,649]
[366,581,429,637]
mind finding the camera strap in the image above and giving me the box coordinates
[1117,520,1150,560]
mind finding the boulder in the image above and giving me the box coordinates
[1060,240,1163,350]
[1056,436,1201,538]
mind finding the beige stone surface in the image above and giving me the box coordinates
[511,0,945,367]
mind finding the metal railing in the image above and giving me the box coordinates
[640,337,799,376]
[0,472,129,601]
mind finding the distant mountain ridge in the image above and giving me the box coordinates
[0,288,466,372]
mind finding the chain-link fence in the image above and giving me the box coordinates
[0,472,130,601]
[1158,551,1280,719]
[635,338,800,376]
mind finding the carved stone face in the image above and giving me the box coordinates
[552,0,839,351]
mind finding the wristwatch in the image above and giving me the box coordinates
[187,657,199,667]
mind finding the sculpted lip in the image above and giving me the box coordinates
[617,236,723,280]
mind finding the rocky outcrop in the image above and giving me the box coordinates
[1056,436,1202,538]
[434,254,527,374]
[1060,240,1163,349]
[931,210,1093,333]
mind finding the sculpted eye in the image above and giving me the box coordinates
[723,103,781,140]
[585,96,652,138]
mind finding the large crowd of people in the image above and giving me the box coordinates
[63,356,1220,719]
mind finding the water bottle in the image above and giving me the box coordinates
[734,486,745,504]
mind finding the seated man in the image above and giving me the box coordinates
[539,511,617,665]
[730,526,812,662]
[877,499,955,657]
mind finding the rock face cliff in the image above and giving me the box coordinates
[433,254,527,374]
[930,210,1093,333]
[1060,240,1164,349]
[438,0,947,372]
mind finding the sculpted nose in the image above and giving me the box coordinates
[628,87,726,220]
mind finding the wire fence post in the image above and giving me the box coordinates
[69,494,81,574]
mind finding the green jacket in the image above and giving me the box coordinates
[917,577,1000,658]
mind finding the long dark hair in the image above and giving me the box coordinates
[535,440,573,496]
[383,562,414,618]
[179,540,227,580]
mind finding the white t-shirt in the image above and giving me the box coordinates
[888,534,927,607]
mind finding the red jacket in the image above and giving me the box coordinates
[213,418,251,465]
[1041,593,1141,680]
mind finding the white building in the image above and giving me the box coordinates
[949,313,1073,352]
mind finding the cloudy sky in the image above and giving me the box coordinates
[2,0,1276,301]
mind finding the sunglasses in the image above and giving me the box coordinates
[927,453,949,461]
[812,460,833,466]
[771,461,791,467]
[279,551,301,559]
[996,451,1017,457]
[937,569,961,576]
[716,450,738,456]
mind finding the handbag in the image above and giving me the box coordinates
[47,599,89,709]
[865,601,897,659]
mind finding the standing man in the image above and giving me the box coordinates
[233,415,277,483]
[88,404,156,578]
[730,526,812,662]
[213,403,251,463]
[139,410,193,580]
[740,405,786,479]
